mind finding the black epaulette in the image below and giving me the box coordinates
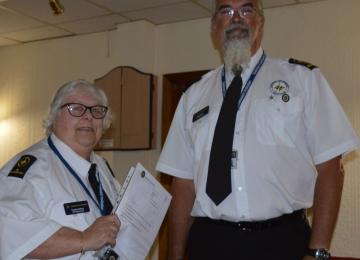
[289,58,318,70]
[8,155,37,179]
[103,157,115,177]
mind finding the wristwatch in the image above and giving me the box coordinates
[306,248,331,260]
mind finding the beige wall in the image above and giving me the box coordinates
[0,0,359,258]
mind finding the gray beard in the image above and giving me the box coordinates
[223,37,251,73]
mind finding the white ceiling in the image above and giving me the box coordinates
[0,0,326,47]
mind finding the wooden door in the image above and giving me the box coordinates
[120,67,153,149]
[95,67,122,149]
[159,69,209,260]
[95,66,157,150]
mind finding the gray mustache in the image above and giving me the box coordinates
[225,24,249,34]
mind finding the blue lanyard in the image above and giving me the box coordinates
[47,136,106,215]
[221,51,266,108]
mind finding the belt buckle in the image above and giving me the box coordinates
[236,222,253,231]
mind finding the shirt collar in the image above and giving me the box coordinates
[50,133,94,178]
[225,47,264,87]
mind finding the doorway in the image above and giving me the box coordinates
[158,69,209,260]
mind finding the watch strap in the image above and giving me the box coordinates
[306,248,317,257]
[306,248,331,259]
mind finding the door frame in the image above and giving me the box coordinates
[158,69,209,260]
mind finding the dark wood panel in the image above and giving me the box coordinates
[159,69,209,260]
[94,66,156,150]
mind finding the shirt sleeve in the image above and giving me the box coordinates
[304,69,360,164]
[156,94,195,179]
[0,174,61,260]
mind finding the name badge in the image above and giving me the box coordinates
[192,106,209,122]
[231,150,237,169]
[64,200,90,215]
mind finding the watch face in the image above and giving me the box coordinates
[315,249,331,260]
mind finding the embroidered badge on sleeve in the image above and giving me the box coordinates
[8,155,37,179]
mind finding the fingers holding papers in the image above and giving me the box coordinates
[82,214,121,250]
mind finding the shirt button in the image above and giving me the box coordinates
[235,131,240,135]
[237,186,243,192]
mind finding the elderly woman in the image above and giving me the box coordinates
[0,80,121,259]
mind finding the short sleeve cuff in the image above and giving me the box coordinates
[313,139,360,165]
[6,221,61,260]
[156,162,193,180]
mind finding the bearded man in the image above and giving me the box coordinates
[156,0,360,260]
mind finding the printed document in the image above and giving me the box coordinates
[110,163,171,260]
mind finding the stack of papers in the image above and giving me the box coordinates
[99,163,172,260]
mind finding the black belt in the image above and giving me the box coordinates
[196,209,306,232]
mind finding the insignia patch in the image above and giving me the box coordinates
[270,80,289,96]
[192,106,209,122]
[8,155,37,179]
[289,58,317,70]
[282,93,290,102]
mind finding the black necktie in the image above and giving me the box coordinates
[206,66,243,205]
[88,163,113,215]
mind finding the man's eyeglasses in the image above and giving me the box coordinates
[61,103,108,119]
[216,5,258,19]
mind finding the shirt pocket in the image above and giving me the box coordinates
[47,199,95,230]
[188,105,219,159]
[254,96,303,147]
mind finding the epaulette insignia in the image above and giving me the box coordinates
[8,155,37,179]
[289,58,318,70]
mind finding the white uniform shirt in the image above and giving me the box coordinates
[0,134,121,260]
[156,48,360,222]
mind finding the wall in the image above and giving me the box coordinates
[0,20,158,178]
[0,0,359,258]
